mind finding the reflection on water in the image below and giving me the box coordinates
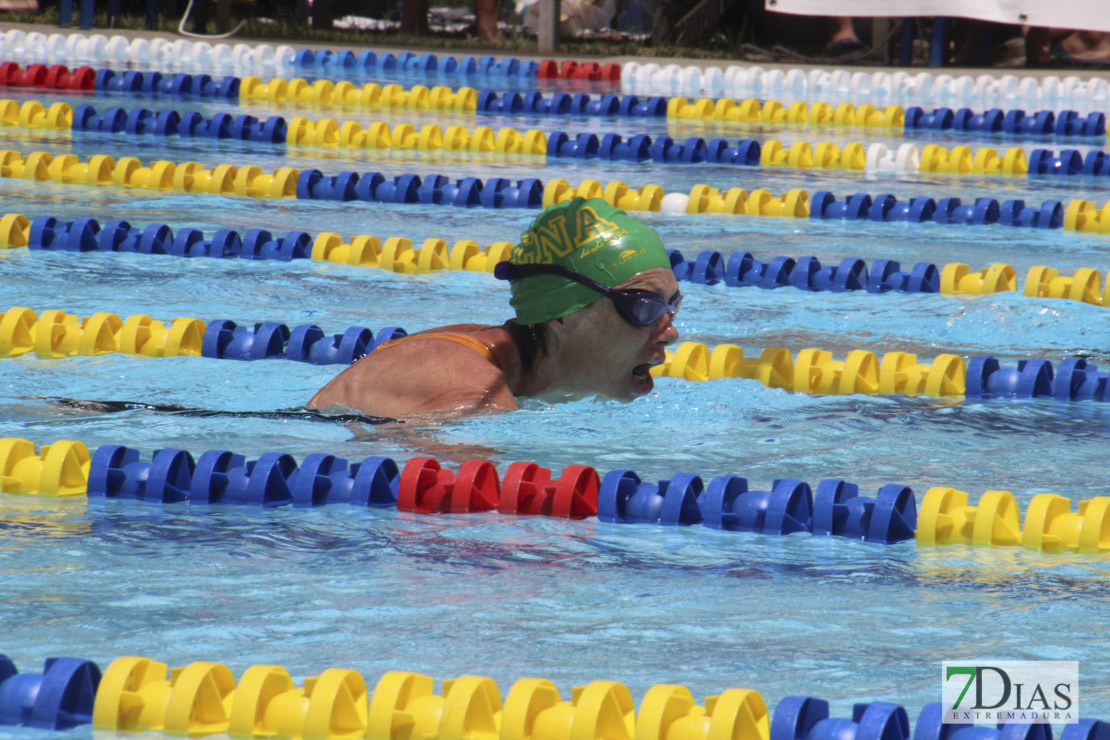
[0,496,91,548]
[5,496,1106,591]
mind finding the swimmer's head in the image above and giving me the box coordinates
[503,197,671,325]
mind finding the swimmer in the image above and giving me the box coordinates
[308,197,680,418]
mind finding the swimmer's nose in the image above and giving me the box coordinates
[654,313,679,346]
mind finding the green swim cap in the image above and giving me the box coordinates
[508,197,670,324]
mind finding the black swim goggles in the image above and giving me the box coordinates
[495,261,681,327]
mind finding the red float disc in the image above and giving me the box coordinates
[69,67,96,90]
[553,465,600,519]
[519,464,553,515]
[453,460,500,512]
[0,62,20,85]
[44,65,67,89]
[499,460,540,515]
[25,64,48,87]
[397,457,440,512]
[578,62,599,80]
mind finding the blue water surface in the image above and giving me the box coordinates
[1,50,1109,740]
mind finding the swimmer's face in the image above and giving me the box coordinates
[558,267,680,401]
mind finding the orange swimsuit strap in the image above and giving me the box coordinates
[373,332,497,363]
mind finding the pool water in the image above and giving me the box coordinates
[1,46,1109,740]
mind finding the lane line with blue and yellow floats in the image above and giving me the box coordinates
[6,96,1110,183]
[3,149,1110,235]
[2,303,1110,405]
[1,649,1106,738]
[2,212,1109,311]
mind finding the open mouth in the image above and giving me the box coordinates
[631,363,655,394]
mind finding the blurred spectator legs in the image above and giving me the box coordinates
[401,0,430,33]
[474,0,500,39]
[1025,27,1110,65]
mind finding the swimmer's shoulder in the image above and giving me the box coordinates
[309,324,517,416]
[377,323,515,369]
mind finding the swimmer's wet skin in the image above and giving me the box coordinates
[307,197,679,418]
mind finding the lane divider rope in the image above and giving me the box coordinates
[0,98,544,155]
[0,306,407,364]
[622,62,1110,110]
[11,26,1109,113]
[667,101,1107,141]
[668,247,1110,308]
[0,31,630,88]
[18,98,1110,182]
[4,148,1101,229]
[3,214,1108,309]
[289,47,540,80]
[4,306,1108,406]
[4,649,1105,738]
[9,26,1110,111]
[653,341,1110,404]
[0,213,515,270]
[3,438,1110,554]
[0,30,579,84]
[0,149,547,208]
[2,59,1107,154]
[0,29,296,69]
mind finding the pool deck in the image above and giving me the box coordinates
[1,18,1101,83]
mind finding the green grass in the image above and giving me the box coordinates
[2,6,745,59]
